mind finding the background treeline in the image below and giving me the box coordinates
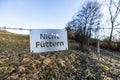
[66,0,120,52]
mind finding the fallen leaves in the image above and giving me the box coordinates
[19,66,26,72]
[100,64,110,71]
[43,58,51,66]
[0,51,80,79]
[0,33,120,80]
[22,57,31,62]
[0,50,120,80]
[58,58,66,67]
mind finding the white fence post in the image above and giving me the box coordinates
[97,39,100,60]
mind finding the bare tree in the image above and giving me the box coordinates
[66,1,102,51]
[107,0,120,43]
[65,19,80,40]
[66,19,79,32]
[75,1,102,44]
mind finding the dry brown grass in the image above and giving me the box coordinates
[0,31,120,79]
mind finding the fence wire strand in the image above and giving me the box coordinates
[0,27,31,31]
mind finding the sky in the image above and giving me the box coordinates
[0,0,86,34]
[0,0,119,36]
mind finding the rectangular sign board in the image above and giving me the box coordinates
[30,29,68,53]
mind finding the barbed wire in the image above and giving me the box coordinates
[0,26,119,42]
[0,26,120,31]
[0,27,31,31]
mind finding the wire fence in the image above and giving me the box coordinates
[0,26,120,41]
[0,26,120,53]
[0,26,31,31]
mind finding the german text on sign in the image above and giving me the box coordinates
[30,29,68,53]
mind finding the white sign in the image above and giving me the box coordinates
[30,29,68,53]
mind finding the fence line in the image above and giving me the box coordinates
[0,26,120,31]
[0,26,119,53]
[0,26,120,35]
[0,27,31,31]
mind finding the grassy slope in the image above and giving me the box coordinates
[0,32,29,54]
[0,30,120,80]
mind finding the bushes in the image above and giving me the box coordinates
[90,40,120,52]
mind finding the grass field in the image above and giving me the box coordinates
[0,31,29,54]
[0,30,120,80]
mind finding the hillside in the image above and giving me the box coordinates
[0,30,120,80]
[0,30,12,34]
[0,30,29,54]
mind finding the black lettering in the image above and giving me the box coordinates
[36,41,64,48]
[57,42,60,46]
[40,34,45,39]
[41,41,45,47]
[53,42,56,46]
[48,35,52,39]
[40,33,60,39]
[46,41,49,47]
[45,33,48,39]
[60,42,64,46]
[36,42,40,48]
[49,42,52,47]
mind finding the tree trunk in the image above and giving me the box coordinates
[109,22,114,45]
[88,38,89,46]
